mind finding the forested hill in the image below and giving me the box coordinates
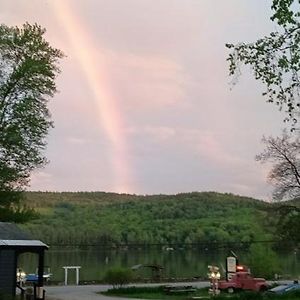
[21,191,274,247]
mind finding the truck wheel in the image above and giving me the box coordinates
[227,287,235,294]
[260,286,267,292]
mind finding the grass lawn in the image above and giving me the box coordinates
[101,286,300,300]
[102,286,209,300]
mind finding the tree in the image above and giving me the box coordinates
[256,133,300,200]
[0,23,63,215]
[226,0,300,125]
[256,133,300,246]
[247,244,280,279]
[274,204,300,246]
[227,1,300,247]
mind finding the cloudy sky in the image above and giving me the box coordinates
[1,0,286,199]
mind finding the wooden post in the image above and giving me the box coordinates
[33,283,36,300]
[37,251,44,287]
[76,267,79,285]
[36,251,45,300]
[64,268,68,285]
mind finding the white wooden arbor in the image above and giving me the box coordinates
[63,266,81,285]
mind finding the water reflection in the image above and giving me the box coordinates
[18,247,299,283]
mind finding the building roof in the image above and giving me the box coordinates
[0,240,47,247]
[0,222,48,249]
[0,222,32,240]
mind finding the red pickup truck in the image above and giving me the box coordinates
[218,271,268,293]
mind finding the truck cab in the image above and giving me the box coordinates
[218,271,268,293]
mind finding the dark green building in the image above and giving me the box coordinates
[0,222,48,299]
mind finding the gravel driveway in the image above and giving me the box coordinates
[45,282,210,300]
[46,284,115,300]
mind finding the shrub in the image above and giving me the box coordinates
[103,267,133,288]
[247,244,280,279]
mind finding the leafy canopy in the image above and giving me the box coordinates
[0,23,63,212]
[227,0,300,126]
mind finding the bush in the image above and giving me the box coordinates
[103,267,133,288]
[247,244,280,279]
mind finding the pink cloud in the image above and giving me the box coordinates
[104,51,187,110]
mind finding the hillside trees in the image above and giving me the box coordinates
[22,192,269,246]
[0,23,63,219]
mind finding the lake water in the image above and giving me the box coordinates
[18,247,299,284]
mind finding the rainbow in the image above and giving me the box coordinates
[50,0,134,193]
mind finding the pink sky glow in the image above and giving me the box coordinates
[0,0,285,199]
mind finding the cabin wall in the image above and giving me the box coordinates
[0,249,16,296]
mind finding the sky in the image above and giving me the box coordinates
[0,0,286,199]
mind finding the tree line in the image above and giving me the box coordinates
[21,191,298,248]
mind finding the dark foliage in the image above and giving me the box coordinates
[0,23,63,220]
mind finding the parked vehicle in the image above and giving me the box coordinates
[26,267,52,283]
[268,282,300,295]
[218,271,268,293]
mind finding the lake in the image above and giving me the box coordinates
[18,247,299,283]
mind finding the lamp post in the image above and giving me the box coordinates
[208,265,220,296]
